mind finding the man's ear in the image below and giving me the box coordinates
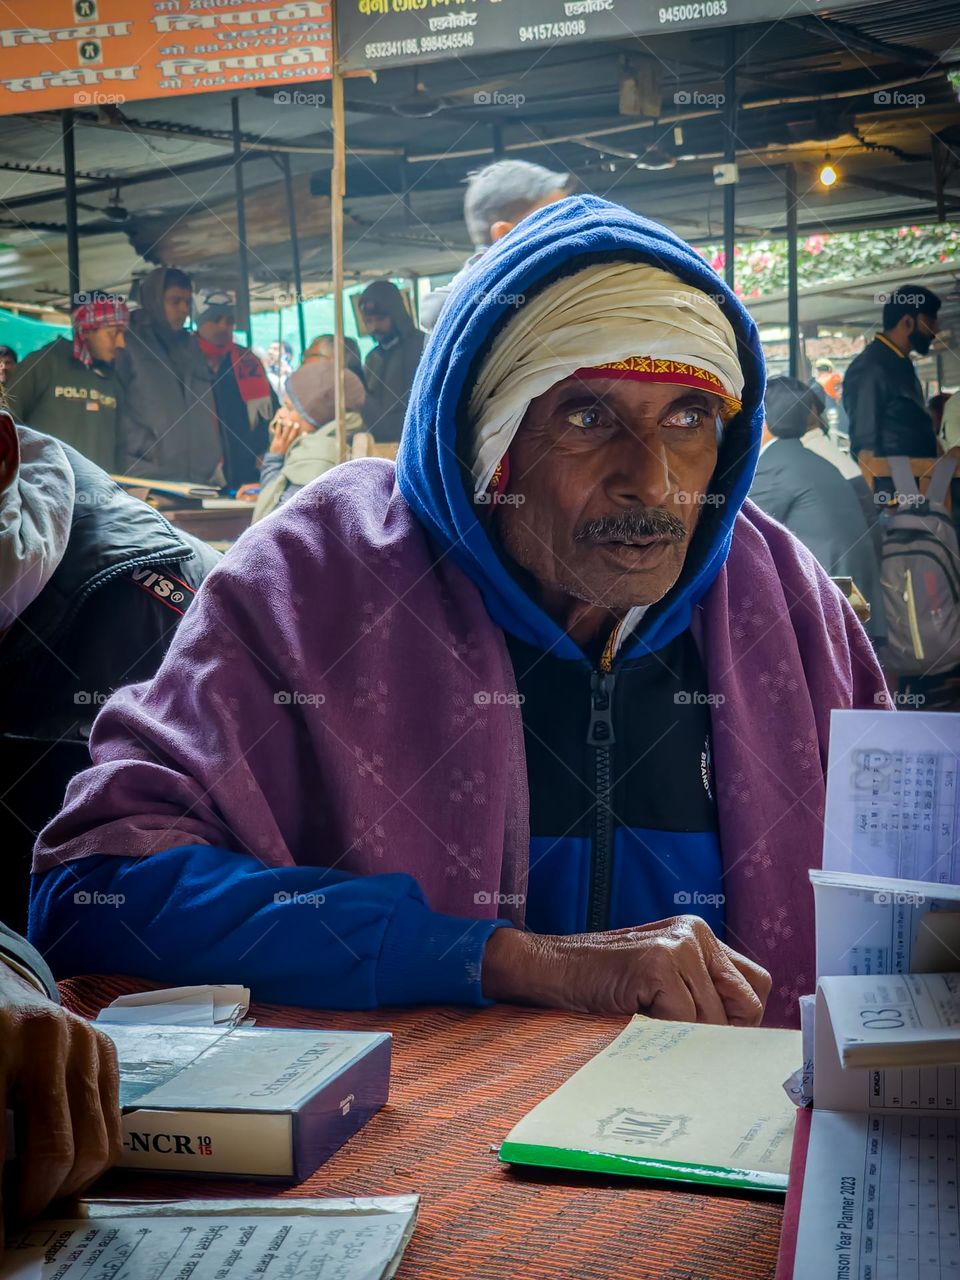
[0,411,19,495]
[489,220,515,243]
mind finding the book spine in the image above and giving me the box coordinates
[293,1038,392,1181]
[118,1109,293,1177]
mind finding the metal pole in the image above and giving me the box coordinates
[723,33,736,290]
[786,164,800,380]
[281,153,307,355]
[61,110,80,302]
[331,7,347,464]
[231,95,253,347]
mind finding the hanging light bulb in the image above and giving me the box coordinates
[818,154,839,188]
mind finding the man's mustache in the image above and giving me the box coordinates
[574,507,687,544]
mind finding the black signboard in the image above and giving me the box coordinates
[338,0,879,72]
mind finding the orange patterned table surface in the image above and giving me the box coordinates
[61,975,785,1280]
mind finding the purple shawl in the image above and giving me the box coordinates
[36,461,887,1026]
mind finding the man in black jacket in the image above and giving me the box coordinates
[843,283,941,460]
[0,414,220,929]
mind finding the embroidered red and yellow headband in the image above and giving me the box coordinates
[573,356,742,423]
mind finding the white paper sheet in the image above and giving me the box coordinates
[0,1197,418,1280]
[823,709,960,882]
[96,985,250,1028]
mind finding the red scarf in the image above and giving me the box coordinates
[198,337,272,405]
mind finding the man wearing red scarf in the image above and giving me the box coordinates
[195,288,275,490]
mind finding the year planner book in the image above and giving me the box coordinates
[499,1016,800,1192]
[778,973,960,1280]
[99,1023,391,1180]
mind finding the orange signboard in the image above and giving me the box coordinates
[0,0,333,115]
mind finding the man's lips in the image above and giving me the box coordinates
[599,534,674,547]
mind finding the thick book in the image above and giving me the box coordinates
[99,1023,391,1180]
[499,1016,800,1193]
[2,1195,419,1280]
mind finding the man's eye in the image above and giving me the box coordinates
[663,407,710,429]
[567,407,606,430]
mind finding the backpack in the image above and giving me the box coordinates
[879,454,960,675]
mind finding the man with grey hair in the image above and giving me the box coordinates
[420,159,573,332]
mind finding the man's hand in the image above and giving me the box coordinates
[482,916,771,1026]
[0,964,121,1223]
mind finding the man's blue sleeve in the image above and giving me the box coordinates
[29,846,509,1009]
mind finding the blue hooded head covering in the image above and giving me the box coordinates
[397,194,766,663]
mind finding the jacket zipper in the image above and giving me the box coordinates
[586,626,619,931]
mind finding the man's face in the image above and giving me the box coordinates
[85,325,126,364]
[360,305,395,342]
[0,352,16,382]
[491,376,721,612]
[909,312,939,357]
[199,314,235,348]
[163,286,192,330]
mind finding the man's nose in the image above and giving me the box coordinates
[606,432,672,509]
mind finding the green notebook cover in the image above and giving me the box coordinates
[499,1017,800,1194]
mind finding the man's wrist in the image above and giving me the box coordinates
[481,929,566,1005]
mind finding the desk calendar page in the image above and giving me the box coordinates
[823,711,960,884]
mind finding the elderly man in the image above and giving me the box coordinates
[30,198,885,1028]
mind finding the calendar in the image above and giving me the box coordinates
[824,712,960,883]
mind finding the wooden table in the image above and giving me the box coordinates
[63,976,786,1280]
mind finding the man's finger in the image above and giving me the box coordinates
[18,1019,74,1221]
[707,948,765,1026]
[724,947,773,1005]
[681,948,730,1025]
[57,1024,113,1201]
[644,967,698,1022]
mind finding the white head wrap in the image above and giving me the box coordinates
[0,422,75,631]
[466,261,744,494]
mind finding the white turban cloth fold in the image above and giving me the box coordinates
[466,261,744,494]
